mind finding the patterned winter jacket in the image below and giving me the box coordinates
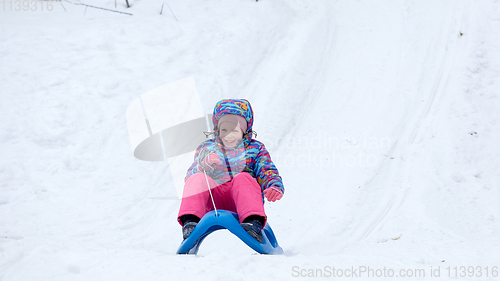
[185,99,284,201]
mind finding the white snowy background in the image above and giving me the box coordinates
[1,0,500,280]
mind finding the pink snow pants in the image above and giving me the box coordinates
[177,172,266,226]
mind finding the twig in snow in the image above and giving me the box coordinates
[161,2,178,22]
[64,0,133,16]
[60,1,67,11]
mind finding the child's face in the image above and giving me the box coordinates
[219,122,243,148]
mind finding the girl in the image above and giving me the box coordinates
[177,99,284,242]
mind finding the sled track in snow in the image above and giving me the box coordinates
[347,1,467,243]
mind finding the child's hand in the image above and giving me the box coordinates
[207,153,222,166]
[198,150,222,172]
[263,186,283,202]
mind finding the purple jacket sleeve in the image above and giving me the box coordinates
[253,143,284,194]
[184,141,210,181]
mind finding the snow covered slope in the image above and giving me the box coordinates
[1,0,499,280]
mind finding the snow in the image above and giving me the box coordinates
[1,0,500,280]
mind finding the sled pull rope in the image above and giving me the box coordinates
[203,169,218,217]
[202,113,218,216]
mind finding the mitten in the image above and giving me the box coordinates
[263,185,283,202]
[198,148,221,172]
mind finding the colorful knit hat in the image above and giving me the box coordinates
[212,99,253,134]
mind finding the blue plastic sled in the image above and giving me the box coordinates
[176,210,284,255]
